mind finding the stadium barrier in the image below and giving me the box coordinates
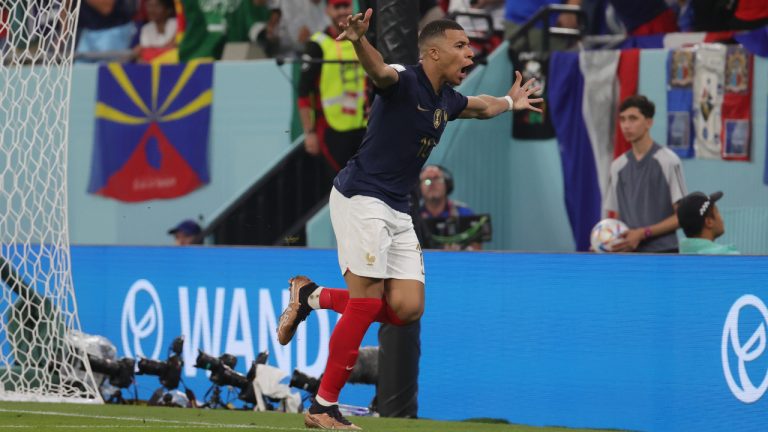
[71,245,768,430]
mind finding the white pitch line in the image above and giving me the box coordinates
[0,409,306,431]
[0,427,297,430]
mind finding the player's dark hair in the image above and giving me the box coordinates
[418,19,465,51]
[619,95,655,119]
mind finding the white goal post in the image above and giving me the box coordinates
[0,0,101,402]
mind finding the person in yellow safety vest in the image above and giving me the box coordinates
[297,0,367,174]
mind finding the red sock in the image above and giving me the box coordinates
[317,298,382,403]
[319,288,404,325]
[319,288,348,314]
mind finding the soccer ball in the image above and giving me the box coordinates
[590,218,629,253]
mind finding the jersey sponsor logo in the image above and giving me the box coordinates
[722,294,768,403]
[417,104,430,112]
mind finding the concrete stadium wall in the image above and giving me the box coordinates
[60,45,767,251]
[67,60,296,245]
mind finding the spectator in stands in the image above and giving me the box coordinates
[249,0,281,57]
[419,0,447,30]
[692,0,767,31]
[448,0,505,33]
[606,0,678,36]
[76,0,137,62]
[419,165,482,250]
[604,95,688,253]
[298,0,367,174]
[168,219,203,245]
[133,0,177,63]
[677,191,739,254]
[730,0,768,29]
[178,0,270,61]
[272,0,329,58]
[504,0,582,51]
[0,7,8,59]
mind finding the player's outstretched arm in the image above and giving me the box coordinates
[459,70,543,119]
[336,8,399,89]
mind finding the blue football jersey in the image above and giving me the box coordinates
[334,64,468,213]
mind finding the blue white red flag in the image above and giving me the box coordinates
[88,62,213,202]
[735,26,768,58]
[548,51,620,251]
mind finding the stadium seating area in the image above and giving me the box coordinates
[2,2,768,430]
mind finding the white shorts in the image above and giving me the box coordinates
[329,187,425,283]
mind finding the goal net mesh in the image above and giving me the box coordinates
[0,0,101,402]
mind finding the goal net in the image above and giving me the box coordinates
[0,0,101,402]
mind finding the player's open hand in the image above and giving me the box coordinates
[336,8,372,42]
[508,71,543,113]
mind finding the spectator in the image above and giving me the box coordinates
[504,0,582,51]
[178,0,270,61]
[448,0,505,33]
[168,219,202,245]
[692,0,767,32]
[419,0,447,30]
[677,191,739,254]
[76,0,137,62]
[604,95,688,253]
[298,0,367,174]
[607,0,678,36]
[419,165,482,250]
[729,0,768,30]
[273,0,329,58]
[133,0,177,63]
[249,0,281,57]
[0,7,8,59]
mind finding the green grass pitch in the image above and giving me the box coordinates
[0,401,613,431]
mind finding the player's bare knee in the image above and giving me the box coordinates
[396,304,424,324]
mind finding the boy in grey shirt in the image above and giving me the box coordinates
[604,95,687,253]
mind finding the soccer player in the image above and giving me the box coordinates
[277,9,542,430]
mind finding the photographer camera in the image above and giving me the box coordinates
[86,354,136,403]
[69,331,135,404]
[195,349,302,412]
[195,350,257,408]
[137,336,194,407]
[290,346,378,416]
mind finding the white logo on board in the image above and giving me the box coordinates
[722,294,768,403]
[121,279,164,360]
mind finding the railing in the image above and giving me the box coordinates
[201,137,332,246]
[508,4,586,52]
